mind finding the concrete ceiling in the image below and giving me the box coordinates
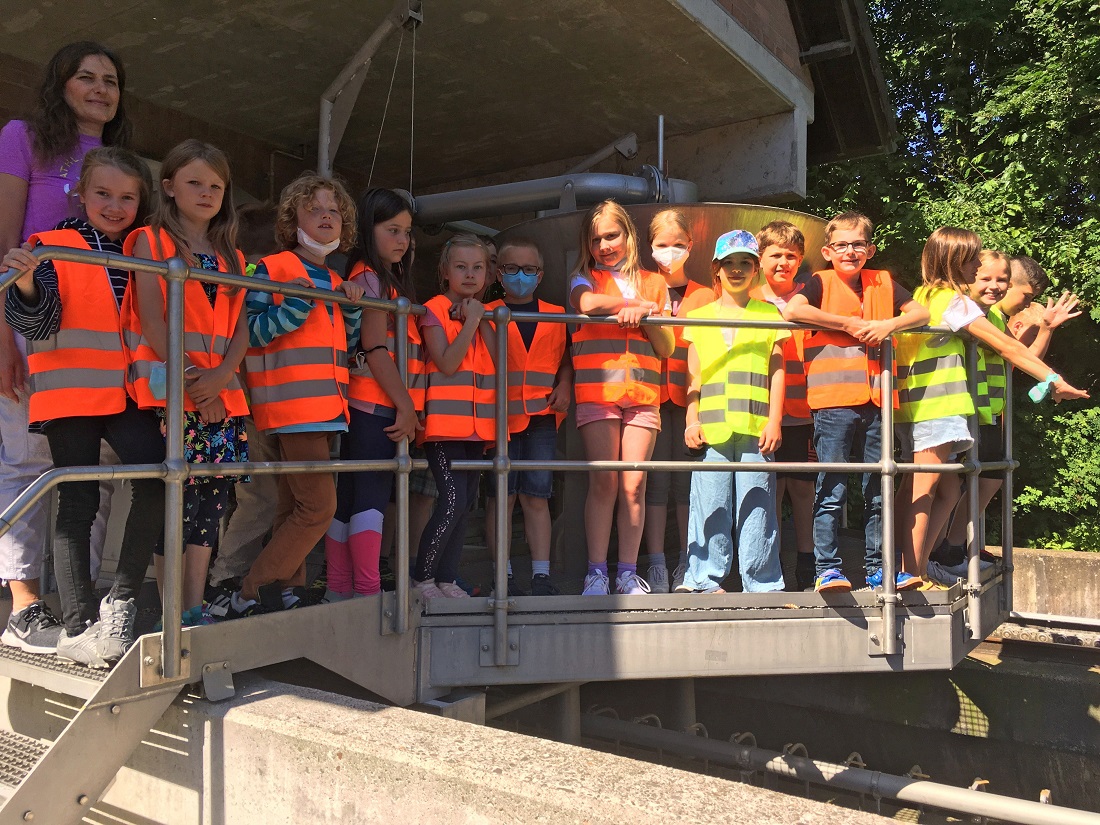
[0,0,796,188]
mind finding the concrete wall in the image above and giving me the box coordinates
[1006,547,1100,619]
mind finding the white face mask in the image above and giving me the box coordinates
[652,246,689,270]
[297,227,340,257]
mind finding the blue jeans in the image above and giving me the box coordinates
[811,404,883,577]
[684,435,782,592]
[486,416,557,499]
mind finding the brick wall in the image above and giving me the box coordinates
[710,0,802,75]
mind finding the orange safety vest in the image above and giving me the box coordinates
[571,269,665,407]
[421,294,497,441]
[486,298,567,433]
[346,262,426,412]
[24,229,129,423]
[803,269,899,410]
[120,227,248,416]
[782,331,811,419]
[661,280,713,407]
[243,251,351,431]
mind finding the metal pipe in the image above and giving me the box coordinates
[160,257,189,680]
[1002,368,1015,614]
[492,305,511,667]
[965,339,983,640]
[657,115,665,175]
[581,714,1100,825]
[412,172,657,224]
[485,681,583,720]
[565,133,639,175]
[446,459,967,474]
[394,300,412,632]
[878,338,898,655]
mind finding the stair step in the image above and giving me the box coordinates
[0,728,48,790]
[0,642,107,700]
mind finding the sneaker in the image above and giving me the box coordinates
[306,570,328,605]
[794,554,817,592]
[454,576,481,597]
[413,579,446,600]
[942,558,993,578]
[378,557,397,592]
[218,591,275,620]
[866,569,922,592]
[647,565,670,594]
[56,621,108,668]
[437,581,471,599]
[96,596,137,664]
[492,575,528,598]
[926,560,962,587]
[917,578,949,592]
[675,585,726,594]
[204,584,234,620]
[2,600,64,654]
[671,562,687,591]
[582,569,610,596]
[615,571,652,596]
[815,570,852,593]
[530,574,560,596]
[182,605,215,627]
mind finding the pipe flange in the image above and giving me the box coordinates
[636,164,667,203]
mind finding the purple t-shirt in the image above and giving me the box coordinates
[0,120,101,242]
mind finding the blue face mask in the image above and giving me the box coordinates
[501,270,539,300]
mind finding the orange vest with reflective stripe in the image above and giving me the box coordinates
[24,229,129,423]
[486,298,567,433]
[243,251,350,431]
[803,269,899,410]
[120,227,248,416]
[571,269,664,407]
[782,331,810,419]
[421,294,497,442]
[661,280,713,406]
[346,262,426,412]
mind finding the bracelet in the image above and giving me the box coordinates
[362,344,389,355]
[1028,373,1061,403]
[184,364,199,374]
[685,423,702,431]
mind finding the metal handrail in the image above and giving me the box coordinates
[0,246,1014,676]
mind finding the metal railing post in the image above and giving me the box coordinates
[878,338,899,655]
[394,298,412,632]
[963,339,983,640]
[160,256,190,679]
[1001,368,1014,613]
[492,305,511,666]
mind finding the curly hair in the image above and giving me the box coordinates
[274,173,356,253]
[28,41,132,161]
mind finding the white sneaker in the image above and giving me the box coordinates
[413,580,446,600]
[926,560,961,587]
[671,563,687,591]
[581,569,610,596]
[437,581,470,599]
[942,558,993,578]
[616,571,652,596]
[647,565,670,594]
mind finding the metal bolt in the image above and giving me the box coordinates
[509,643,518,651]
[180,648,190,659]
[481,644,490,652]
[384,610,393,618]
[110,705,121,715]
[143,656,155,666]
[77,795,89,806]
[870,634,880,645]
[22,812,33,821]
[222,662,229,670]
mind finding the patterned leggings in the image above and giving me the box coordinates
[413,440,484,584]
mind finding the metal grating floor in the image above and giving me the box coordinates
[0,729,47,789]
[0,642,108,681]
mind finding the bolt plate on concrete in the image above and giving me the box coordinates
[201,661,235,702]
[479,628,520,666]
[138,633,191,689]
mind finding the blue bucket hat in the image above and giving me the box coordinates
[713,230,759,261]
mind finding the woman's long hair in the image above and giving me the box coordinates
[347,188,416,302]
[28,41,132,161]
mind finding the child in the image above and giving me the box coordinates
[643,209,711,592]
[677,230,786,594]
[752,221,817,591]
[2,146,164,666]
[570,200,674,596]
[782,211,930,593]
[896,229,1088,584]
[413,234,499,599]
[484,238,571,597]
[206,202,281,603]
[231,172,364,616]
[327,188,421,600]
[1001,256,1081,358]
[122,140,250,628]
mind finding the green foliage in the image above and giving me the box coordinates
[805,0,1100,549]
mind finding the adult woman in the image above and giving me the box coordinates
[0,41,133,654]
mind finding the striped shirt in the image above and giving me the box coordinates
[246,255,361,350]
[4,218,128,340]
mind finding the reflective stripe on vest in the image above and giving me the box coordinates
[242,250,351,431]
[120,227,248,416]
[976,307,1007,424]
[782,331,811,419]
[486,299,567,433]
[25,229,128,422]
[661,280,712,407]
[421,294,497,441]
[571,269,664,406]
[345,263,426,412]
[895,286,975,424]
[803,269,899,410]
[687,299,779,442]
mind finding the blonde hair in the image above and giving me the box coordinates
[152,139,241,275]
[77,145,153,229]
[496,237,544,269]
[756,220,805,255]
[824,211,874,244]
[438,233,490,290]
[921,227,982,293]
[648,208,692,243]
[572,200,642,295]
[979,248,1011,276]
[274,173,356,253]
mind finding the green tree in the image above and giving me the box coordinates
[805,0,1100,548]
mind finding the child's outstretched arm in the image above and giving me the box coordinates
[684,343,706,451]
[1025,292,1081,358]
[760,343,785,455]
[966,315,1088,401]
[854,298,930,346]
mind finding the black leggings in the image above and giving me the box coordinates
[44,400,165,635]
[414,441,483,584]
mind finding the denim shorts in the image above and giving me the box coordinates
[896,415,973,460]
[486,416,558,499]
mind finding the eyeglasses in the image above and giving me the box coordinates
[499,264,542,276]
[827,241,871,253]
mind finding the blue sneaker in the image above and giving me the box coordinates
[867,569,922,591]
[815,569,852,592]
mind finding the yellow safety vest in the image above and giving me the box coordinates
[895,286,975,424]
[689,299,782,443]
[976,307,1007,425]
